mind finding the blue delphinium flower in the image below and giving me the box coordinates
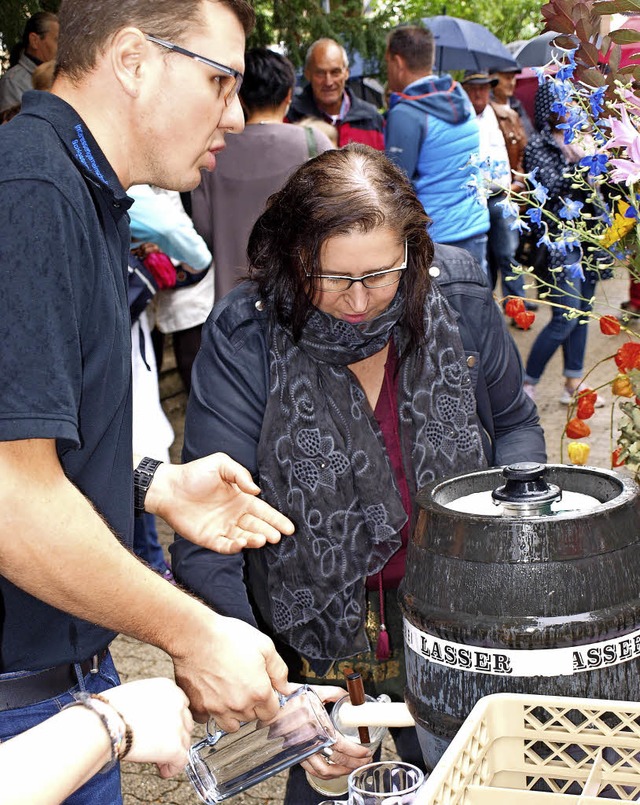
[496,195,520,219]
[531,180,549,205]
[557,107,587,144]
[556,50,577,81]
[510,217,531,233]
[528,207,543,225]
[559,198,584,220]
[589,86,606,119]
[579,152,608,177]
[564,261,585,281]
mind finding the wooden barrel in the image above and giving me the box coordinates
[400,463,640,770]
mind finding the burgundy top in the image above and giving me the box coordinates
[366,341,412,590]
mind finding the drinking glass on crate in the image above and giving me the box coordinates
[188,685,336,803]
[319,760,425,805]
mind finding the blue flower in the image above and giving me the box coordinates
[537,232,553,249]
[556,50,577,81]
[625,205,639,219]
[564,261,585,280]
[496,195,520,219]
[559,198,584,220]
[533,66,546,85]
[510,217,530,233]
[557,108,587,144]
[531,180,549,205]
[589,87,606,119]
[528,207,543,225]
[579,153,609,177]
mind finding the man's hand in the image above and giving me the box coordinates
[172,613,289,730]
[146,453,295,553]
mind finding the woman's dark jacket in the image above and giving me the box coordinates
[171,243,546,625]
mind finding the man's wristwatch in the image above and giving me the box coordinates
[133,457,163,516]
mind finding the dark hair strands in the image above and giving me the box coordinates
[248,144,433,355]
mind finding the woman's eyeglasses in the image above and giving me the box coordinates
[144,34,243,106]
[308,241,408,293]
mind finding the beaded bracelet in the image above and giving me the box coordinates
[62,692,134,773]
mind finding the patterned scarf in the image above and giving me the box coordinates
[256,285,486,668]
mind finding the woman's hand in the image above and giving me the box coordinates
[102,678,194,778]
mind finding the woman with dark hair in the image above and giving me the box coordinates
[191,47,333,298]
[174,144,545,802]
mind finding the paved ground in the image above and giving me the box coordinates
[118,274,637,804]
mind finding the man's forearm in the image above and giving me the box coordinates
[0,441,209,660]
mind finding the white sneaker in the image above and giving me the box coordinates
[560,385,605,407]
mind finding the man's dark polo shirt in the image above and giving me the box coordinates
[0,91,134,672]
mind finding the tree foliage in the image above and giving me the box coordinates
[2,0,545,75]
[248,0,547,71]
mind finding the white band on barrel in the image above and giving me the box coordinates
[403,618,640,677]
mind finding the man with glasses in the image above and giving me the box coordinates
[0,2,300,802]
[286,38,385,149]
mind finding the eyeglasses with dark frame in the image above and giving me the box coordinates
[143,34,243,106]
[308,241,408,292]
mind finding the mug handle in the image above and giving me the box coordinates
[205,690,289,745]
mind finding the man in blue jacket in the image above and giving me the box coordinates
[385,25,489,272]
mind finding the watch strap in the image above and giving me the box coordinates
[133,457,163,516]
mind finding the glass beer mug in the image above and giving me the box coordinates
[187,685,336,803]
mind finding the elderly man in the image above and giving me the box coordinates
[0,2,324,802]
[0,11,59,113]
[490,64,534,137]
[461,70,535,310]
[385,25,489,272]
[286,37,384,149]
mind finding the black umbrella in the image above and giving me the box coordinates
[421,15,520,74]
[512,31,565,68]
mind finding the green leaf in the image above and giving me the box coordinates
[608,29,640,45]
[594,0,640,13]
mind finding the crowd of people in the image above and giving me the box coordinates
[0,1,610,803]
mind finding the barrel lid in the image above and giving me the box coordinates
[491,463,562,508]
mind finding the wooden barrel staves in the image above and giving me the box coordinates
[399,463,640,770]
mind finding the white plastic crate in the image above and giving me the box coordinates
[416,693,640,803]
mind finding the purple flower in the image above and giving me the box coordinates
[605,106,640,149]
[559,198,584,220]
